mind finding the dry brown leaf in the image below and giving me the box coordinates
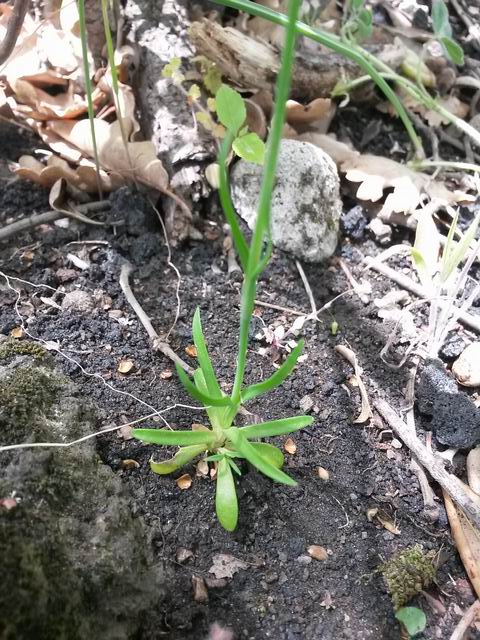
[185,345,198,358]
[160,369,173,380]
[284,437,297,454]
[286,98,333,126]
[208,553,249,579]
[444,490,480,598]
[335,345,372,423]
[176,474,193,490]
[10,327,24,338]
[117,359,135,374]
[376,512,401,535]
[307,545,328,561]
[192,575,209,603]
[196,459,209,477]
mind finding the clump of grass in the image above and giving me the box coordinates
[132,0,314,532]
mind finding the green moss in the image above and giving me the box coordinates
[0,366,63,437]
[381,545,436,609]
[0,339,47,361]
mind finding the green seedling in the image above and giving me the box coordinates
[431,0,464,65]
[395,607,427,638]
[133,0,313,531]
[341,0,373,43]
[163,58,265,164]
[411,206,480,356]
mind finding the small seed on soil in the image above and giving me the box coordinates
[192,575,208,603]
[307,545,328,561]
[185,345,197,358]
[117,359,135,374]
[121,459,140,470]
[196,460,209,477]
[284,438,296,454]
[160,369,173,379]
[317,467,330,481]
[176,474,193,490]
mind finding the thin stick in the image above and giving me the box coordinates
[0,0,29,66]
[364,257,480,333]
[374,398,480,530]
[119,262,193,374]
[449,600,480,640]
[0,200,110,243]
[296,260,317,316]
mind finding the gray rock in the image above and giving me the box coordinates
[417,358,480,448]
[0,351,163,639]
[231,140,341,262]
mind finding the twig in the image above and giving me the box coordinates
[296,260,317,317]
[449,600,480,640]
[0,200,110,243]
[119,262,193,374]
[364,257,480,333]
[0,0,29,66]
[374,398,480,530]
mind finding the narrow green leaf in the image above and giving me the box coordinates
[192,308,222,397]
[232,132,265,164]
[175,363,231,407]
[216,457,239,531]
[216,84,246,134]
[412,209,440,289]
[440,209,459,280]
[395,607,427,636]
[249,442,284,468]
[441,213,480,281]
[193,368,230,430]
[350,0,365,9]
[226,427,297,486]
[227,457,242,475]
[150,444,207,475]
[218,131,249,271]
[431,0,451,37]
[440,36,464,65]
[242,340,304,402]
[239,415,313,439]
[132,428,215,447]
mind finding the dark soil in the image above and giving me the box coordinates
[1,120,479,640]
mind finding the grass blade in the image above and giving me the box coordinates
[242,340,304,402]
[218,132,249,270]
[226,427,297,485]
[193,369,229,430]
[239,416,313,439]
[77,0,103,197]
[192,308,222,397]
[248,442,284,468]
[216,456,239,531]
[150,444,208,475]
[441,213,480,282]
[176,363,232,407]
[133,428,215,447]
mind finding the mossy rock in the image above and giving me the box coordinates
[0,357,163,640]
[381,545,436,609]
[0,338,47,361]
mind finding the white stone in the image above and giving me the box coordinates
[231,139,341,262]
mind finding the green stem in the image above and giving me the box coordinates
[77,0,103,198]
[230,0,301,404]
[211,0,423,157]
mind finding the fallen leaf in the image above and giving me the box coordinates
[176,473,193,490]
[160,369,173,380]
[185,345,198,358]
[286,98,333,126]
[196,459,209,477]
[117,359,135,374]
[10,327,24,339]
[307,545,328,561]
[284,438,297,454]
[320,591,335,609]
[176,547,194,563]
[209,553,249,579]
